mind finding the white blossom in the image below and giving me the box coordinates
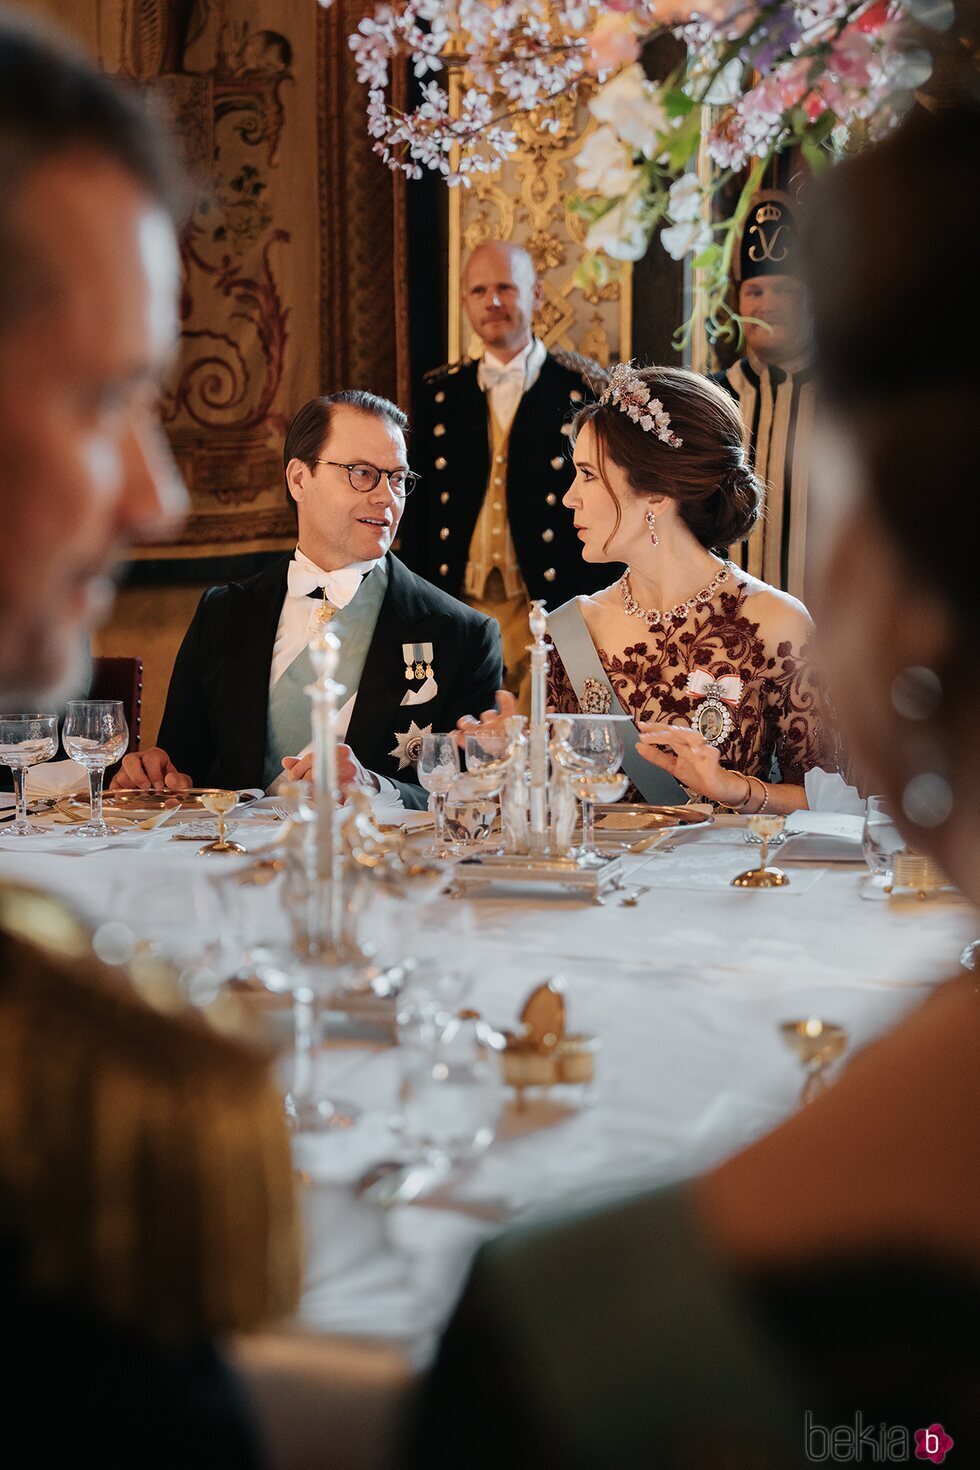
[576,125,642,198]
[585,188,650,262]
[660,217,713,261]
[702,57,744,105]
[665,171,704,222]
[589,64,669,159]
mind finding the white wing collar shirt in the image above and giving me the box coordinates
[267,547,401,804]
[271,548,379,690]
[477,335,546,432]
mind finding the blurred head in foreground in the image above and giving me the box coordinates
[0,9,187,705]
[806,101,980,903]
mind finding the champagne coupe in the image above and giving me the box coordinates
[731,813,789,887]
[0,714,59,835]
[62,700,128,837]
[780,1017,848,1105]
[197,790,246,855]
[417,732,460,858]
[564,715,627,866]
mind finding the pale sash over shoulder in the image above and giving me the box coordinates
[547,598,687,805]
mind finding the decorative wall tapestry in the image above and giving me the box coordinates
[49,0,409,559]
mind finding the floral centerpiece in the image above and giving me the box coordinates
[327,0,953,340]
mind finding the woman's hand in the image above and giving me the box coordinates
[636,722,748,806]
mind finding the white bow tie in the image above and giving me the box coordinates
[287,559,366,609]
[479,360,525,392]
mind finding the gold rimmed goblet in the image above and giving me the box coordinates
[197,790,246,855]
[780,1017,848,1105]
[731,813,789,888]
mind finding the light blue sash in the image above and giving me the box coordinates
[548,598,687,805]
[263,561,389,789]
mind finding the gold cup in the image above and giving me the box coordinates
[780,1017,848,1105]
[197,790,246,856]
[732,813,790,888]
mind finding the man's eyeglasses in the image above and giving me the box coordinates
[315,460,420,497]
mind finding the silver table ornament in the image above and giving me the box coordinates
[451,601,626,899]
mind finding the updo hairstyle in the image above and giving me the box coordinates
[571,366,761,552]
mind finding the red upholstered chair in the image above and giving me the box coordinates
[89,656,143,755]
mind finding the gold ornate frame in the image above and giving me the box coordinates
[447,78,632,366]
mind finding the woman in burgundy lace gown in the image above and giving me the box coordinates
[546,365,828,811]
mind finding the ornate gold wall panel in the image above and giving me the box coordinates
[45,0,409,559]
[448,89,632,367]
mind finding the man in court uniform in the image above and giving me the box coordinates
[117,391,503,806]
[397,241,616,706]
[711,191,817,602]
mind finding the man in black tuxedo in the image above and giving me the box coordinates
[396,242,617,707]
[116,391,503,807]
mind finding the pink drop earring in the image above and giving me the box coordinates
[645,505,658,547]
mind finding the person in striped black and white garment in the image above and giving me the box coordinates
[711,191,817,604]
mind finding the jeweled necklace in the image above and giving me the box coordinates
[619,561,732,627]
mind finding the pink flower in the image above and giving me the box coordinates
[775,59,810,110]
[586,12,640,77]
[831,27,875,88]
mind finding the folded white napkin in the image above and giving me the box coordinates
[803,768,866,815]
[25,760,88,799]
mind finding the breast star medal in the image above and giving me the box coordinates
[685,669,744,748]
[389,721,432,770]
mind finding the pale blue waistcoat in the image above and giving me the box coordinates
[262,560,389,790]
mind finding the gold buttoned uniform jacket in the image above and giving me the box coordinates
[398,352,623,609]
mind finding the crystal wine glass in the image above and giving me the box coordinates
[564,715,627,866]
[463,730,510,789]
[570,770,630,865]
[417,732,460,859]
[0,714,59,835]
[62,699,128,837]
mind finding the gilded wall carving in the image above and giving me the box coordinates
[449,90,632,367]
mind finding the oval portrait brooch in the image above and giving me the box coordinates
[685,670,744,748]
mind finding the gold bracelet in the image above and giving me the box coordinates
[729,771,754,811]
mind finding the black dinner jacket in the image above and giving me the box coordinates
[398,353,623,608]
[156,553,503,808]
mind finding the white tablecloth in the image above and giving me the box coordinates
[0,811,974,1358]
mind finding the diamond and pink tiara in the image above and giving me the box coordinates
[599,362,683,448]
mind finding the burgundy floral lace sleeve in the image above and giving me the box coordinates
[547,651,582,715]
[767,637,830,784]
[546,584,831,797]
